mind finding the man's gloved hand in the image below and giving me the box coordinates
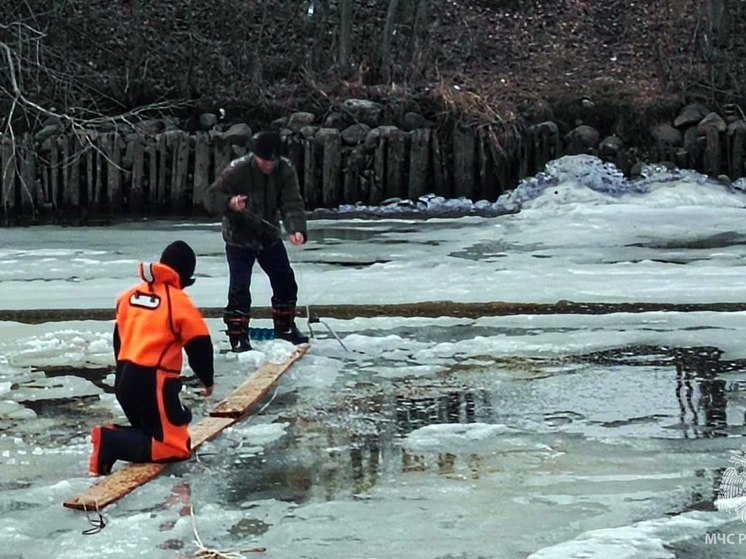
[288,232,306,246]
[228,195,247,212]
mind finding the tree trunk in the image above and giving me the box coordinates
[381,0,400,84]
[339,0,353,68]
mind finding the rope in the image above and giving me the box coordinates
[191,504,266,557]
[294,239,349,351]
[81,502,107,535]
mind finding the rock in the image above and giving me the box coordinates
[198,113,218,130]
[324,111,352,130]
[342,99,384,127]
[728,120,746,136]
[364,125,400,151]
[135,119,165,136]
[630,161,645,178]
[599,135,623,157]
[674,103,709,128]
[298,125,319,139]
[683,126,700,150]
[341,123,370,146]
[220,123,252,146]
[563,125,599,155]
[723,103,742,124]
[231,145,247,157]
[272,116,289,129]
[401,112,427,131]
[287,112,316,131]
[34,124,62,144]
[696,112,727,135]
[650,123,682,146]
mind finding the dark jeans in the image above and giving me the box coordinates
[225,240,298,313]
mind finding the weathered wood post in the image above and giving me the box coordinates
[533,121,560,172]
[213,137,232,180]
[84,132,96,209]
[697,113,726,176]
[479,135,499,201]
[130,135,145,214]
[170,131,190,212]
[453,124,475,200]
[94,134,106,211]
[49,135,61,209]
[1,135,16,213]
[728,120,746,179]
[105,133,123,212]
[18,134,38,212]
[304,136,320,207]
[431,132,448,198]
[286,135,305,190]
[60,135,71,207]
[320,128,341,207]
[155,133,169,208]
[193,132,210,209]
[343,147,366,204]
[371,131,386,204]
[145,137,158,209]
[385,127,406,199]
[408,128,430,200]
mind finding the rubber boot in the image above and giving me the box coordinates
[272,303,309,345]
[89,424,151,475]
[224,310,251,352]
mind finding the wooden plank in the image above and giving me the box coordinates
[211,345,309,418]
[63,345,308,511]
[63,416,235,511]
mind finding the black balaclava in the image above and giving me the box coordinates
[160,240,196,287]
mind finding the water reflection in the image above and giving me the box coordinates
[674,347,728,439]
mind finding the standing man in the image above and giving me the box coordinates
[89,240,215,475]
[204,130,309,352]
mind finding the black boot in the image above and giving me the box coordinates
[223,310,252,352]
[272,303,309,345]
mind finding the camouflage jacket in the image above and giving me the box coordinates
[203,154,307,251]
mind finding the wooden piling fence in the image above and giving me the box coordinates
[1,118,743,221]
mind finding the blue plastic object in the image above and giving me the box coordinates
[249,327,275,341]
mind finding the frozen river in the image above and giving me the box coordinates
[2,156,746,558]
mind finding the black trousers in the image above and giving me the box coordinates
[225,240,298,313]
